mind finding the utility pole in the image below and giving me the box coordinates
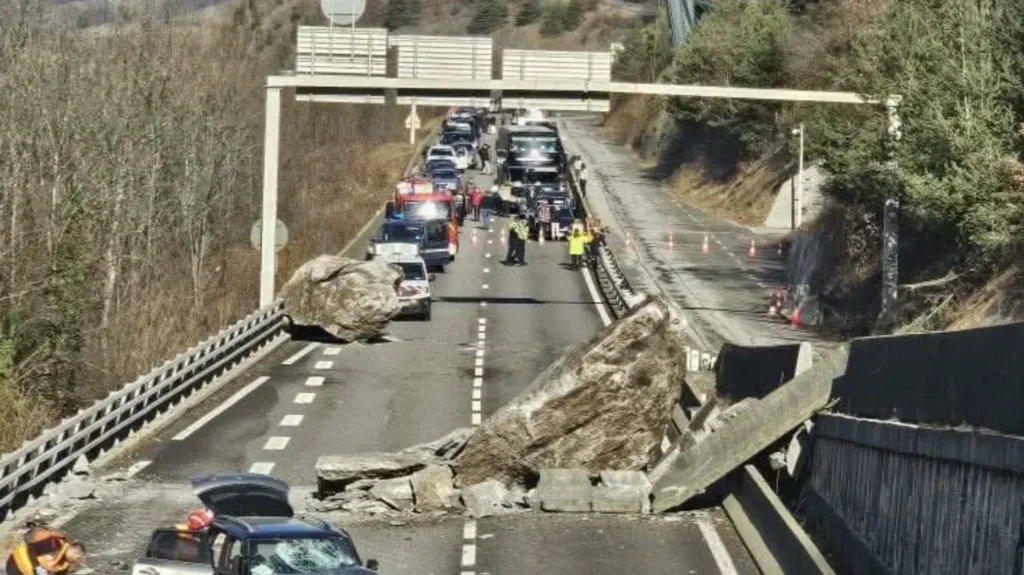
[880,99,903,318]
[259,87,282,308]
[791,122,804,229]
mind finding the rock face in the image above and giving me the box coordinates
[453,296,689,486]
[279,255,402,342]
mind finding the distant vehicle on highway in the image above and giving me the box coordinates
[428,166,462,192]
[424,157,457,174]
[425,145,457,165]
[131,473,380,575]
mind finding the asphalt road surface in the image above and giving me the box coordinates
[46,125,759,575]
[561,118,832,351]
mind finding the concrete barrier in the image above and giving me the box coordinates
[650,344,848,512]
[833,321,1024,435]
[722,465,836,575]
[716,341,813,401]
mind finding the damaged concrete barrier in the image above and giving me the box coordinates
[537,469,593,513]
[650,344,849,512]
[454,296,689,486]
[316,452,436,494]
[592,470,651,514]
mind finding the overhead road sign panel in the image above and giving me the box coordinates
[320,0,366,25]
[391,35,492,80]
[502,49,612,82]
[295,26,388,76]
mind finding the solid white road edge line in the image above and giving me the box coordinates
[697,517,740,575]
[282,343,318,365]
[172,376,270,440]
[124,460,152,478]
[581,267,613,327]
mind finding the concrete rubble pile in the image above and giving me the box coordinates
[9,456,132,524]
[313,296,690,517]
[279,254,402,342]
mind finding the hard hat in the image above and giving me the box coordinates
[187,508,214,530]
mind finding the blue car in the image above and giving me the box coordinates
[133,473,380,575]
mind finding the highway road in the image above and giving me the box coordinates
[43,128,759,575]
[561,118,831,351]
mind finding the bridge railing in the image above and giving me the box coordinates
[0,302,287,518]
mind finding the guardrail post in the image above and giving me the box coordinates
[260,87,282,307]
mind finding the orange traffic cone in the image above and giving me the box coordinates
[668,232,674,250]
[777,242,783,256]
[790,306,801,328]
[702,235,709,254]
[748,239,757,257]
[539,229,545,245]
[768,290,779,317]
[471,229,478,244]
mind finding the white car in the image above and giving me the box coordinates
[374,250,433,320]
[426,145,457,165]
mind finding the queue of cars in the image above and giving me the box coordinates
[361,107,491,322]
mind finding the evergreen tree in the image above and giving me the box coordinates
[467,0,508,34]
[516,0,541,26]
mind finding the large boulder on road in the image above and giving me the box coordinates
[452,296,689,486]
[279,255,401,342]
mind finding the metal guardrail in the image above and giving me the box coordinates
[0,302,287,517]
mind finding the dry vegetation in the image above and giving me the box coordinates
[0,0,430,451]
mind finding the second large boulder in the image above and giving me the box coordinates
[453,296,689,486]
[279,255,401,342]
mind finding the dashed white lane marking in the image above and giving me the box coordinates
[756,282,767,288]
[464,521,477,539]
[280,414,304,427]
[581,268,613,327]
[487,240,493,245]
[471,412,482,425]
[323,346,341,356]
[294,392,316,404]
[314,360,333,370]
[124,460,152,478]
[485,253,492,259]
[461,544,477,568]
[475,358,484,367]
[472,389,482,399]
[471,400,482,411]
[480,301,488,307]
[173,376,270,440]
[474,367,484,377]
[478,331,486,341]
[483,267,490,273]
[697,518,740,575]
[473,377,483,387]
[264,436,290,450]
[249,462,275,474]
[714,238,725,246]
[305,376,325,387]
[475,349,485,358]
[482,284,489,290]
[282,343,318,365]
[478,318,487,325]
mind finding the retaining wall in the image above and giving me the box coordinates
[715,341,812,401]
[801,413,1024,575]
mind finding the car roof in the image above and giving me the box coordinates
[429,145,455,151]
[213,516,349,540]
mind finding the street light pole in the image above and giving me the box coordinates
[793,122,805,229]
[260,87,282,308]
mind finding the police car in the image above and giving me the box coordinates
[370,243,434,321]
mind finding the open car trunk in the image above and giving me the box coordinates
[192,472,294,517]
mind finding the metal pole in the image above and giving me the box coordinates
[795,122,804,228]
[260,87,282,308]
[880,100,903,317]
[409,103,417,145]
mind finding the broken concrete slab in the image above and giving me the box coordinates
[316,452,435,494]
[402,428,474,460]
[707,398,757,433]
[60,480,95,500]
[462,480,508,518]
[369,477,414,511]
[650,344,848,512]
[537,468,593,513]
[454,296,689,486]
[409,465,459,510]
[592,485,647,514]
